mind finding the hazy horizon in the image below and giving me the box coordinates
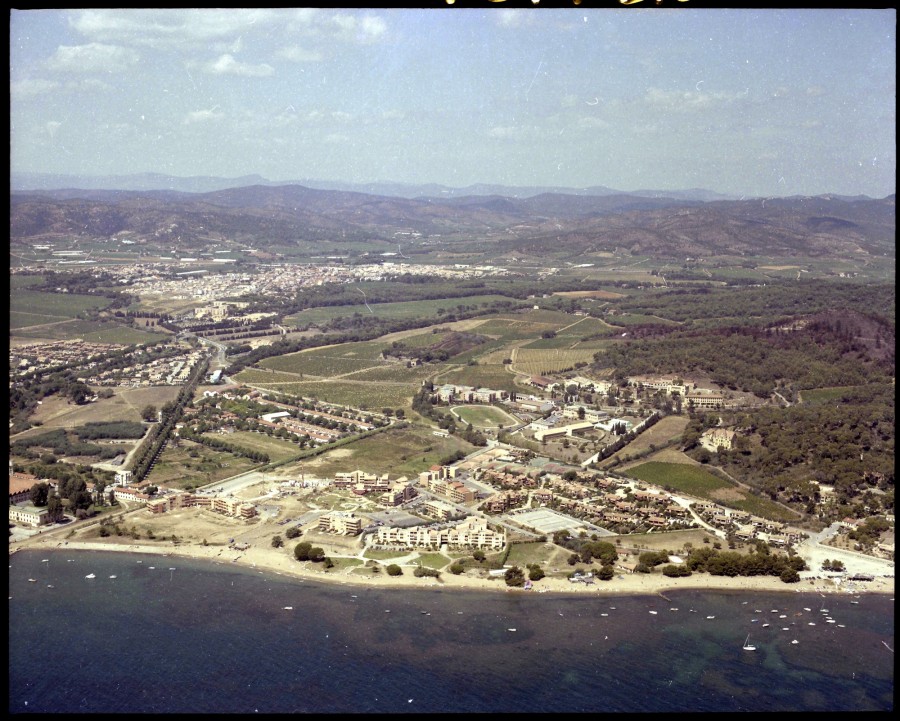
[11,8,896,199]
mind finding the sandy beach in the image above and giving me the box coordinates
[14,533,894,597]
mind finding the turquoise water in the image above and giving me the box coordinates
[8,549,894,713]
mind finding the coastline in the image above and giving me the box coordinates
[13,536,895,597]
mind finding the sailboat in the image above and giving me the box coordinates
[742,634,757,651]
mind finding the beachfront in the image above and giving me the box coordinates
[14,533,894,597]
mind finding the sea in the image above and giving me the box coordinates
[9,549,894,714]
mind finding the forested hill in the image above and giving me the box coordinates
[10,184,895,264]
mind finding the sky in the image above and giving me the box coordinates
[9,7,896,198]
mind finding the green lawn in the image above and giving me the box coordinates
[451,405,519,428]
[410,552,451,569]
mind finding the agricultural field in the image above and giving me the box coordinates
[342,364,436,384]
[285,424,476,479]
[436,364,521,393]
[202,430,303,463]
[622,461,731,496]
[621,461,794,520]
[232,368,306,384]
[284,295,512,327]
[10,289,111,319]
[12,318,168,344]
[552,290,627,300]
[510,347,598,375]
[450,405,520,428]
[242,380,416,410]
[259,340,391,377]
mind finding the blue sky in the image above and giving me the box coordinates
[10,8,896,197]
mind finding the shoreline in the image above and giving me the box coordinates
[12,536,895,597]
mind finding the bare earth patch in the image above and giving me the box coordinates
[710,487,747,502]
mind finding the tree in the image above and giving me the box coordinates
[308,546,326,563]
[285,526,301,539]
[271,535,284,548]
[294,541,312,561]
[30,482,50,507]
[472,549,486,562]
[527,564,545,581]
[46,494,65,522]
[780,568,801,583]
[449,562,465,575]
[504,566,525,587]
[386,564,403,576]
[596,565,615,581]
[141,405,158,422]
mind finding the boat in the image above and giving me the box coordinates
[85,574,96,579]
[283,606,293,610]
[27,579,36,583]
[779,614,787,618]
[850,600,860,605]
[762,623,770,628]
[808,622,816,626]
[46,585,54,588]
[706,615,715,620]
[508,628,516,632]
[742,634,757,651]
[791,640,799,645]
[649,611,658,615]
[109,575,117,579]
[803,607,811,612]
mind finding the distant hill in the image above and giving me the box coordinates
[10,182,894,265]
[11,171,744,202]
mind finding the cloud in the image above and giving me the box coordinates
[496,10,534,28]
[328,13,386,43]
[45,43,139,73]
[11,79,60,97]
[487,125,531,140]
[278,46,324,63]
[70,9,281,49]
[205,54,274,77]
[331,111,353,122]
[643,87,745,113]
[183,108,224,125]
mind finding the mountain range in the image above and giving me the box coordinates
[10,178,895,266]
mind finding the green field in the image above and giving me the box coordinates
[451,405,519,428]
[622,461,794,520]
[437,364,521,393]
[12,319,169,344]
[236,379,416,410]
[410,552,451,569]
[285,295,513,327]
[343,364,436,383]
[623,461,732,495]
[10,290,111,318]
[203,430,303,462]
